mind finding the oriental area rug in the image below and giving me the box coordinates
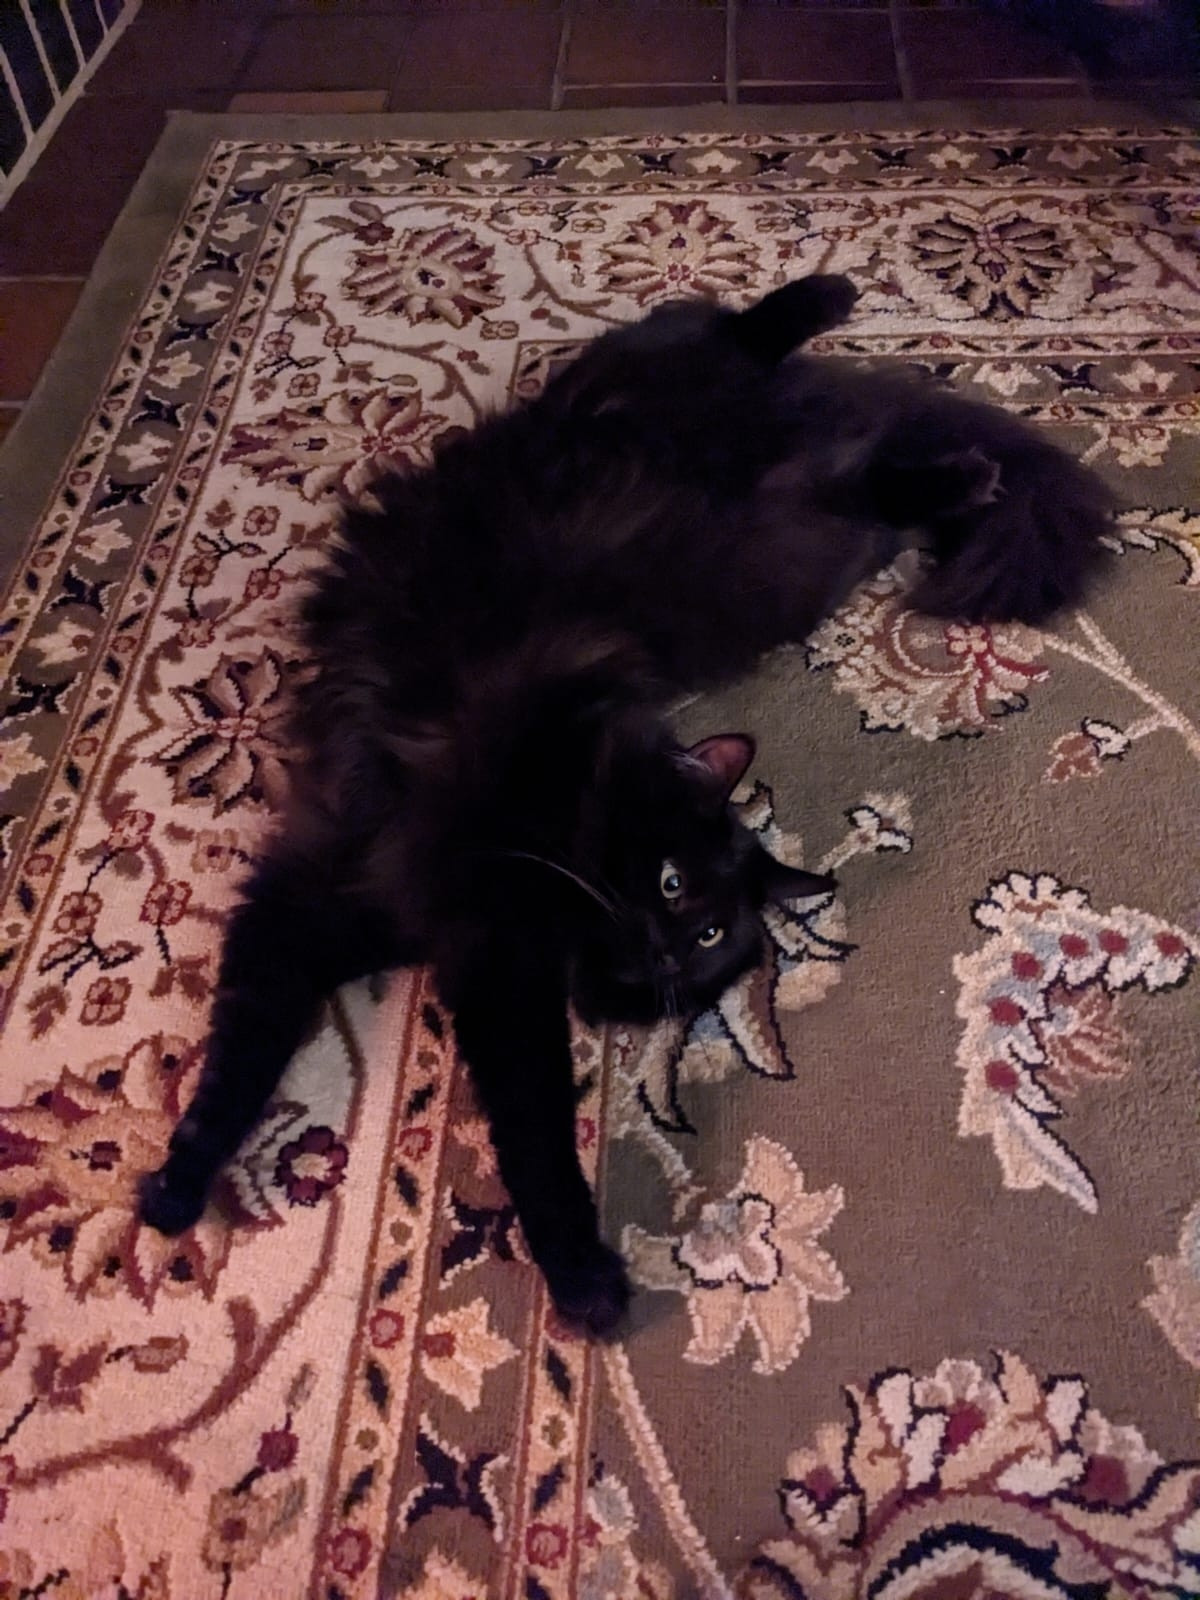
[0,117,1198,1600]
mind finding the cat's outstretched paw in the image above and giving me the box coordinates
[546,1241,632,1339]
[138,1167,207,1236]
[797,272,860,334]
[733,273,859,362]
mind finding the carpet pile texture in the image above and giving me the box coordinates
[0,123,1198,1599]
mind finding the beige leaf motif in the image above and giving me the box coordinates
[743,1350,1197,1598]
[419,1297,519,1410]
[625,1136,846,1376]
[395,1548,490,1600]
[1145,1199,1200,1416]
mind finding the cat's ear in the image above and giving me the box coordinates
[683,734,755,801]
[759,853,836,906]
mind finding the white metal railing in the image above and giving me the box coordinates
[1,0,141,204]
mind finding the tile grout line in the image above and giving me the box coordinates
[726,0,738,107]
[551,0,575,112]
[563,82,742,91]
[888,0,915,101]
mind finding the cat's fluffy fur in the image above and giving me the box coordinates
[140,274,1114,1332]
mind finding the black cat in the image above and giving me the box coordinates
[139,273,1114,1333]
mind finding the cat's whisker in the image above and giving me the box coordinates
[496,850,620,922]
[591,865,633,923]
[660,971,684,1034]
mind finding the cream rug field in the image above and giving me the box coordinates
[0,119,1198,1599]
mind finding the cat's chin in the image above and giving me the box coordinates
[572,961,760,1030]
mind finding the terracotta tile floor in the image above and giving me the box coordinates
[0,0,1190,432]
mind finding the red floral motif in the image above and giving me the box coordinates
[222,387,450,501]
[1045,719,1131,784]
[807,568,1048,739]
[328,200,395,248]
[526,1522,569,1569]
[328,1526,371,1579]
[192,828,240,873]
[243,505,279,536]
[912,207,1072,318]
[180,551,219,588]
[176,614,217,649]
[1046,729,1102,782]
[202,1487,281,1573]
[80,975,131,1027]
[275,1126,348,1206]
[0,1034,241,1305]
[396,1126,432,1161]
[369,1309,405,1349]
[157,649,291,814]
[342,221,502,327]
[745,1352,1200,1597]
[245,567,284,602]
[140,879,191,927]
[53,892,101,939]
[957,872,1197,1212]
[601,199,760,306]
[985,1058,1020,1094]
[105,809,153,851]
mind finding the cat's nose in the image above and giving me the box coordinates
[658,953,681,977]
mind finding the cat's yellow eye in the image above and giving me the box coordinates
[660,861,684,900]
[697,925,724,949]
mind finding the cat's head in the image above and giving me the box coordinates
[569,730,833,1027]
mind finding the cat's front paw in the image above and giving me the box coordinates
[138,1166,208,1236]
[801,272,860,332]
[545,1240,632,1338]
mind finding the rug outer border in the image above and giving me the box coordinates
[0,94,1181,588]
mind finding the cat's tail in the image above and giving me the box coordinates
[730,274,859,363]
[876,396,1118,626]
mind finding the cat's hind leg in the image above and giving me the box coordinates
[139,851,401,1235]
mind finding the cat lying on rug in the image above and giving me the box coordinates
[139,272,1114,1333]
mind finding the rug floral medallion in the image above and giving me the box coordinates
[0,127,1198,1599]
